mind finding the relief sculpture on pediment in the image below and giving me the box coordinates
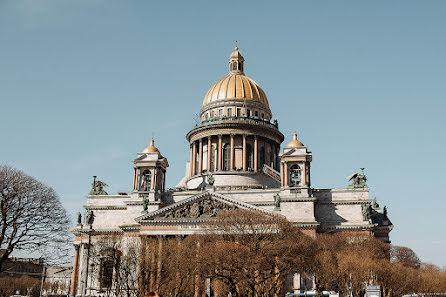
[162,199,237,219]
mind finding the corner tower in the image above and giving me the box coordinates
[183,46,284,190]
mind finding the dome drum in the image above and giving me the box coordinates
[200,100,272,123]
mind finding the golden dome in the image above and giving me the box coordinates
[143,137,160,153]
[203,74,269,107]
[202,46,269,108]
[286,131,304,147]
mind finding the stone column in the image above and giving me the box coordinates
[302,161,306,186]
[69,244,80,297]
[230,134,235,170]
[242,135,247,171]
[281,163,285,187]
[198,139,203,173]
[254,136,258,171]
[217,135,222,171]
[192,141,197,175]
[284,162,289,186]
[132,168,137,191]
[151,168,156,190]
[207,137,212,172]
[189,144,194,176]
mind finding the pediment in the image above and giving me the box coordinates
[137,192,274,223]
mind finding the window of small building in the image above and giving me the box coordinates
[139,170,151,191]
[236,108,241,117]
[289,165,302,186]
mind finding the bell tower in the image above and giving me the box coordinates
[280,132,312,191]
[132,137,168,200]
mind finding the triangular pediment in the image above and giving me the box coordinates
[136,192,275,223]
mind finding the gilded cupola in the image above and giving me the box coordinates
[143,137,160,154]
[202,46,270,111]
[286,132,304,147]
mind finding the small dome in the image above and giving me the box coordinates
[286,132,304,147]
[143,137,160,153]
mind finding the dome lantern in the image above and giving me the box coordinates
[229,43,244,74]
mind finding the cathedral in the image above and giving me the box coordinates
[69,46,392,296]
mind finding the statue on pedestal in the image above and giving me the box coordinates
[347,168,368,188]
[274,193,281,210]
[89,176,108,195]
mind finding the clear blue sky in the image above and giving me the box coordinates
[1,0,445,267]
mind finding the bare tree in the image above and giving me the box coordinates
[391,245,421,269]
[200,209,314,297]
[0,165,71,271]
[90,236,140,297]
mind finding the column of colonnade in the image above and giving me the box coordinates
[189,134,279,176]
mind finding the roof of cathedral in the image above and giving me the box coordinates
[202,47,270,108]
[286,131,304,147]
[142,137,160,153]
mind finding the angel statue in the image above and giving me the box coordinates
[89,176,108,195]
[347,168,368,189]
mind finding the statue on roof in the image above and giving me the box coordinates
[347,168,368,189]
[77,212,82,225]
[143,196,149,212]
[207,173,215,186]
[274,193,281,210]
[85,210,95,226]
[89,176,108,195]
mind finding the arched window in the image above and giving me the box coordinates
[223,143,230,171]
[139,170,151,191]
[246,143,253,170]
[289,165,301,186]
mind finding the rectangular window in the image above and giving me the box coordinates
[247,109,251,117]
[218,109,223,117]
[227,108,232,117]
[236,108,241,117]
[99,258,114,288]
[255,110,259,117]
[210,111,214,118]
[261,113,264,119]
